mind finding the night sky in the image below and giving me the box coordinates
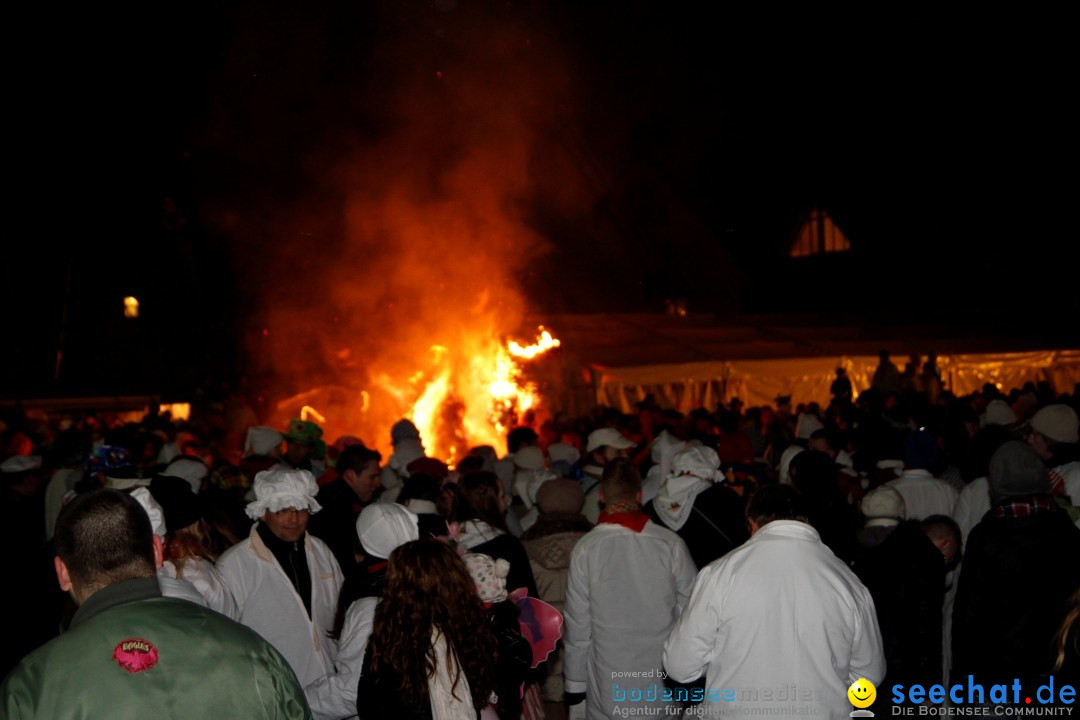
[5,4,1076,400]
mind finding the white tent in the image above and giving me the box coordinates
[594,350,1080,411]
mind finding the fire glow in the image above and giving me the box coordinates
[255,11,580,466]
[371,326,560,465]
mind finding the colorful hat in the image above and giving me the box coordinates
[463,552,510,604]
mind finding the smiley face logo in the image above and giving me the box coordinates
[847,678,876,708]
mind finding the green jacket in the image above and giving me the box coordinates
[1,577,312,719]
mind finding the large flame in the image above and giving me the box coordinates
[359,326,559,465]
[253,10,582,465]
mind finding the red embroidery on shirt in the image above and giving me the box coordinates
[113,638,159,673]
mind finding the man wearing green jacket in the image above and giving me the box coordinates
[1,489,311,720]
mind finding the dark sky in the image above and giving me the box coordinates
[5,4,1076,398]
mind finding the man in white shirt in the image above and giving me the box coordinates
[664,484,885,719]
[564,458,696,719]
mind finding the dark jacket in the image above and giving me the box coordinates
[308,477,363,574]
[488,600,532,720]
[854,520,945,697]
[645,483,749,569]
[952,498,1080,687]
[357,655,438,720]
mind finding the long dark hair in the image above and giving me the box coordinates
[365,540,498,709]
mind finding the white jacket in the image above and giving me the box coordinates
[663,520,884,719]
[886,469,959,520]
[219,525,344,687]
[305,596,377,720]
[157,572,208,608]
[161,557,239,620]
[953,476,991,547]
[564,519,696,719]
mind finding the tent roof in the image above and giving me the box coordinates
[530,313,1079,369]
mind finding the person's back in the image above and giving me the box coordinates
[644,447,749,568]
[664,484,884,719]
[305,502,420,720]
[3,589,309,719]
[519,478,592,706]
[564,458,696,719]
[854,517,959,712]
[953,442,1080,688]
[888,470,958,519]
[1,488,310,720]
[887,431,958,520]
[956,505,1080,684]
[356,540,497,720]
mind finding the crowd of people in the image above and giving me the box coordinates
[2,359,1079,719]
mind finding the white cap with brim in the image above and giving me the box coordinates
[586,428,635,453]
[356,502,419,559]
[245,467,322,519]
[1031,404,1080,444]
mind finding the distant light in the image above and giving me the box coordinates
[123,296,140,318]
[159,403,191,421]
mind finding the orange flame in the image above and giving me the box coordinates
[357,326,560,463]
[507,327,561,359]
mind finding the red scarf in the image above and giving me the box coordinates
[598,502,650,533]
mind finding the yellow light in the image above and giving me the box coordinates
[123,296,140,318]
[158,403,191,421]
[300,405,326,424]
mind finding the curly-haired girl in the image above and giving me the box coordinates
[358,539,499,720]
